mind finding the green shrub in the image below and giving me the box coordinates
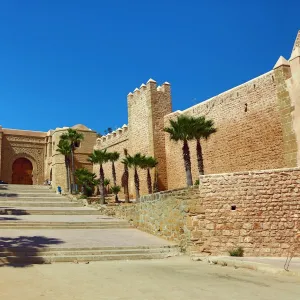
[194,179,199,186]
[229,247,244,257]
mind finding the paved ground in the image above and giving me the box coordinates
[0,256,299,300]
[215,256,300,273]
[0,228,176,248]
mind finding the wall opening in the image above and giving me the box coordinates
[12,158,33,185]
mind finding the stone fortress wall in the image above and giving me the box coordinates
[95,31,300,197]
[94,80,172,197]
[98,167,300,257]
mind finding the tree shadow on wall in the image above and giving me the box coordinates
[0,236,64,267]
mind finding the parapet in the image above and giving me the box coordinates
[127,78,171,104]
[95,124,129,149]
[164,70,275,124]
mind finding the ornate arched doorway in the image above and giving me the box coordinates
[12,158,33,185]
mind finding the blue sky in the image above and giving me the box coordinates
[0,0,299,134]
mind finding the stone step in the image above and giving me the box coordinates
[0,201,82,207]
[1,186,52,191]
[0,207,102,215]
[1,246,176,256]
[0,246,179,264]
[0,197,73,202]
[0,222,131,229]
[0,215,118,222]
[0,192,60,196]
[0,195,63,199]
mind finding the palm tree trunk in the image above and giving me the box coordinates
[123,165,129,203]
[134,167,140,201]
[112,161,117,186]
[67,161,71,194]
[182,140,193,186]
[153,169,159,193]
[196,139,204,175]
[147,168,152,194]
[71,148,75,193]
[99,164,105,204]
[114,193,119,203]
[65,158,70,192]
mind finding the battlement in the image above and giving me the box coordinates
[95,124,129,149]
[127,78,171,103]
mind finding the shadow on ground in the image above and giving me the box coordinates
[0,193,18,197]
[0,236,64,267]
[0,217,20,221]
[0,207,30,215]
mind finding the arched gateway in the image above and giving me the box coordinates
[12,158,33,185]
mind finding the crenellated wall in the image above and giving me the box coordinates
[95,79,172,197]
[93,125,129,197]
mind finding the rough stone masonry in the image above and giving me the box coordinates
[97,167,300,257]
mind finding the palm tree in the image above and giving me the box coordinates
[122,153,145,201]
[141,156,158,194]
[164,115,194,186]
[108,151,120,186]
[121,149,130,203]
[61,128,84,193]
[104,178,110,195]
[74,168,98,197]
[56,139,71,192]
[88,149,109,204]
[111,185,121,203]
[191,116,217,175]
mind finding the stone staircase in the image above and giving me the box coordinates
[0,184,179,264]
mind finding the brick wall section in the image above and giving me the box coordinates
[98,167,300,257]
[98,187,200,250]
[273,65,297,167]
[164,71,290,189]
[191,168,300,256]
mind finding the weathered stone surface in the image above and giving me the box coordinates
[97,168,300,257]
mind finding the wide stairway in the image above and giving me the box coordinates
[0,184,179,265]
